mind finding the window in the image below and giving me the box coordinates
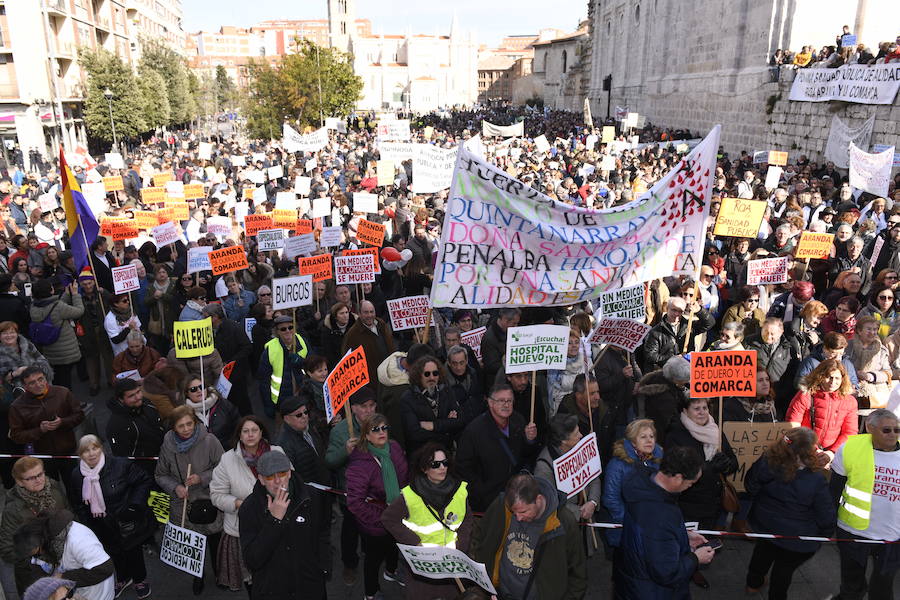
[543,52,547,72]
[341,21,346,35]
[562,50,567,73]
[635,5,640,23]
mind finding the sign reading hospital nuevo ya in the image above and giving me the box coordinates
[504,325,570,374]
[689,350,757,398]
[553,432,602,497]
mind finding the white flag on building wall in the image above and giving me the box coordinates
[824,115,875,169]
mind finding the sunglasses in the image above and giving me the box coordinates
[370,425,389,433]
[259,292,271,296]
[429,459,449,469]
[188,385,203,393]
[277,326,294,332]
[290,409,309,418]
[262,470,290,481]
[423,370,439,376]
[881,427,900,434]
[878,295,894,301]
[747,298,759,303]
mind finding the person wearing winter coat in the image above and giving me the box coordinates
[103,294,141,357]
[345,413,409,600]
[743,427,835,599]
[444,345,485,427]
[28,279,83,389]
[615,446,714,599]
[238,452,331,600]
[745,318,800,404]
[480,308,520,391]
[203,303,253,415]
[182,375,238,450]
[104,379,165,480]
[865,216,900,275]
[856,286,898,340]
[602,419,663,548]
[766,281,815,328]
[138,365,185,422]
[319,302,355,370]
[595,345,641,461]
[154,405,224,595]
[275,395,330,486]
[0,321,52,388]
[786,359,858,467]
[847,316,893,409]
[210,416,285,593]
[721,286,766,339]
[637,356,690,446]
[111,331,161,379]
[547,329,589,417]
[641,296,714,372]
[69,435,154,600]
[76,271,113,393]
[399,356,464,454]
[341,301,394,390]
[787,300,828,361]
[221,277,255,323]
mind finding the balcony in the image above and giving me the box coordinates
[44,0,67,16]
[56,41,75,58]
[96,17,110,31]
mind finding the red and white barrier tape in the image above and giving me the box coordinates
[584,522,899,544]
[0,454,158,460]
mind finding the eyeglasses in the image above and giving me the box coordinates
[262,470,290,481]
[290,409,309,418]
[885,275,899,280]
[119,298,130,304]
[746,298,760,303]
[370,425,389,433]
[22,471,45,482]
[429,460,449,469]
[277,326,294,332]
[489,397,513,405]
[24,376,46,386]
[188,385,203,393]
[423,370,439,376]
[881,427,900,434]
[181,276,193,281]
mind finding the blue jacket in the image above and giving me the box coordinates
[602,439,663,547]
[222,289,256,322]
[793,346,859,391]
[745,454,835,553]
[614,469,696,600]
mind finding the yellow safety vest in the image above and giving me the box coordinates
[265,335,308,405]
[838,434,875,531]
[401,482,468,548]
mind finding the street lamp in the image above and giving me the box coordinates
[103,88,117,150]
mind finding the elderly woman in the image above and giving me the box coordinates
[637,355,691,445]
[345,413,408,600]
[602,418,663,547]
[0,320,52,388]
[847,316,893,409]
[182,375,239,449]
[0,457,70,595]
[786,359,858,467]
[707,321,745,351]
[399,356,462,455]
[857,285,898,340]
[155,405,225,595]
[382,442,474,600]
[722,286,765,339]
[548,328,588,416]
[104,294,141,356]
[111,331,162,379]
[822,272,864,310]
[69,435,153,599]
[210,416,285,594]
[533,414,602,551]
[821,296,861,339]
[145,264,175,352]
[789,300,828,360]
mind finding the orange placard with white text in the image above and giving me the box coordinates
[689,351,757,398]
[108,220,139,242]
[342,247,381,273]
[157,207,175,224]
[141,187,165,204]
[208,246,249,275]
[356,219,385,247]
[103,176,124,192]
[134,211,158,230]
[299,254,333,282]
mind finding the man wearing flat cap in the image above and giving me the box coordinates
[239,451,331,599]
[257,314,310,418]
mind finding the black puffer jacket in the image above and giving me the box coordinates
[642,311,715,372]
[319,313,355,370]
[105,398,165,478]
[745,333,799,397]
[399,385,464,454]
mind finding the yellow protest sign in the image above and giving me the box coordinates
[173,317,214,358]
[103,176,124,192]
[134,210,158,230]
[153,172,174,186]
[767,151,788,166]
[141,187,165,204]
[148,490,170,523]
[713,197,767,238]
[376,160,394,187]
[184,183,205,200]
[272,209,297,228]
[794,231,835,260]
[601,126,615,143]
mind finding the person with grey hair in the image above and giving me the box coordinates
[445,344,485,425]
[829,408,900,600]
[642,296,714,372]
[830,234,873,295]
[708,321,745,351]
[481,307,521,389]
[637,355,690,446]
[111,329,162,379]
[761,222,796,257]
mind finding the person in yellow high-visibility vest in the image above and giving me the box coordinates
[382,442,474,599]
[830,408,900,600]
[257,315,308,418]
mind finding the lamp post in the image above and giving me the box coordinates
[103,88,117,150]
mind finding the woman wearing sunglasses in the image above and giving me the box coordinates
[182,376,238,449]
[382,442,472,599]
[399,356,463,455]
[346,414,409,600]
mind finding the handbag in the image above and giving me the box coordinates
[187,499,217,525]
[116,505,156,549]
[720,475,740,513]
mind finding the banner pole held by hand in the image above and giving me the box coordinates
[181,463,192,528]
[529,371,536,424]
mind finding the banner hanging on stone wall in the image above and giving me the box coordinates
[430,126,721,308]
[789,63,900,105]
[849,143,894,197]
[824,115,875,169]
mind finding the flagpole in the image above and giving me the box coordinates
[78,214,106,315]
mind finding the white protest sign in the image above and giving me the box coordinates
[283,233,316,259]
[534,134,551,154]
[386,296,434,331]
[198,142,213,160]
[764,166,783,190]
[746,256,790,285]
[353,192,378,214]
[870,236,885,268]
[160,522,206,578]
[272,275,313,309]
[397,544,496,595]
[251,152,266,164]
[849,143,894,197]
[152,221,183,248]
[111,264,140,294]
[587,318,652,352]
[243,318,256,340]
[206,216,232,238]
[460,326,486,361]
[257,229,285,251]
[252,186,268,207]
[413,144,457,193]
[38,193,58,213]
[115,369,141,381]
[294,176,311,196]
[275,192,298,210]
[600,154,616,170]
[244,170,265,184]
[233,203,249,222]
[267,164,284,180]
[305,158,317,173]
[378,141,415,162]
[873,144,900,168]
[165,180,184,197]
[599,284,645,320]
[319,226,342,247]
[283,124,328,153]
[335,254,375,284]
[504,325,570,374]
[324,117,341,130]
[231,155,246,167]
[215,373,232,399]
[105,152,125,169]
[187,246,214,274]
[376,119,411,141]
[552,432,602,497]
[312,197,331,218]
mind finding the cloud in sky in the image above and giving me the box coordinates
[181,0,587,47]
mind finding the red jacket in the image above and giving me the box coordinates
[786,390,858,452]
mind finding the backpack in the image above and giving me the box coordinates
[29,301,61,346]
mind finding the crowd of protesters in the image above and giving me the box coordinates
[0,103,897,600]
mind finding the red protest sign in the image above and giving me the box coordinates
[356,219,385,247]
[208,246,249,275]
[342,247,381,273]
[298,254,333,282]
[324,347,369,422]
[244,214,273,237]
[689,351,757,398]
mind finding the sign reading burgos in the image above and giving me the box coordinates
[431,126,720,307]
[272,275,313,310]
[789,63,900,105]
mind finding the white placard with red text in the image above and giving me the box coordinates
[111,264,140,294]
[746,256,790,285]
[386,296,435,331]
[587,318,652,352]
[552,432,602,497]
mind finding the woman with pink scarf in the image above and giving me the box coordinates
[69,435,154,600]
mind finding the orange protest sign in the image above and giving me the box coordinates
[712,198,767,238]
[169,202,190,221]
[244,214,273,237]
[103,176,124,192]
[272,209,296,228]
[299,254,333,282]
[690,351,757,398]
[356,219,385,247]
[134,210,158,230]
[208,246,249,275]
[296,219,313,235]
[141,187,165,204]
[153,172,174,186]
[342,247,381,273]
[107,220,139,242]
[156,206,175,224]
[324,346,369,421]
[767,151,788,166]
[99,216,128,236]
[184,184,204,200]
[794,231,834,260]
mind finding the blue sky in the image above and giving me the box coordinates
[182,0,587,47]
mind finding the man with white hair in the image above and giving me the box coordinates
[642,295,714,372]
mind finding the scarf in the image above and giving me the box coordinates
[241,440,271,477]
[174,425,203,453]
[17,483,57,515]
[111,302,132,324]
[410,473,459,513]
[79,453,107,518]
[153,280,169,293]
[186,394,217,427]
[680,411,720,460]
[368,442,401,503]
[186,299,205,313]
[738,397,777,420]
[418,385,440,416]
